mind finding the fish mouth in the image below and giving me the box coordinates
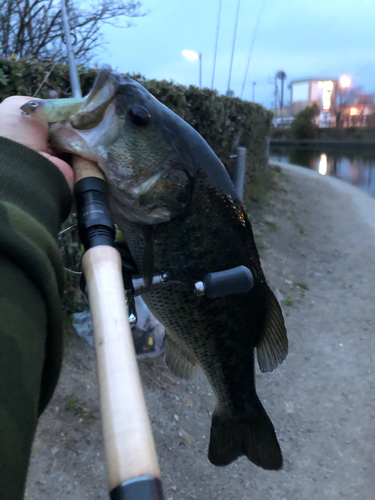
[49,65,120,159]
[69,65,119,130]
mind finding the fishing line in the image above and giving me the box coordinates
[33,59,60,97]
[240,0,268,100]
[58,223,77,236]
[211,0,223,90]
[64,267,82,275]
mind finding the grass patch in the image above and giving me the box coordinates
[264,220,278,231]
[65,395,82,416]
[292,219,305,235]
[64,395,94,422]
[294,282,309,291]
[284,297,294,307]
[269,165,287,178]
[246,167,281,210]
[254,233,268,251]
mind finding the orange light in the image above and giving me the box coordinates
[339,75,351,89]
[350,107,358,116]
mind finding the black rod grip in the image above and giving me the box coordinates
[74,176,115,249]
[203,265,254,299]
[110,476,164,500]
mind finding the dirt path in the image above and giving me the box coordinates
[25,164,375,499]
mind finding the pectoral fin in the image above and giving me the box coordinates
[138,166,192,221]
[256,286,288,373]
[142,226,154,289]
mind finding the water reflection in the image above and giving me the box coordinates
[270,146,375,197]
[318,154,328,175]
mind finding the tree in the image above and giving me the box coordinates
[275,70,287,110]
[290,104,319,140]
[337,85,363,107]
[0,0,144,63]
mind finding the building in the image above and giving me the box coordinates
[290,78,338,127]
[337,101,375,128]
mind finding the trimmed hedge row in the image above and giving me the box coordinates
[0,58,272,204]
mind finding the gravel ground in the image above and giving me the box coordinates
[25,164,375,499]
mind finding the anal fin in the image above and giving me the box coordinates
[164,332,201,380]
[256,286,288,373]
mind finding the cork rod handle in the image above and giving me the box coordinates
[73,156,161,491]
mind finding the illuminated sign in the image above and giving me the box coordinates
[319,80,334,112]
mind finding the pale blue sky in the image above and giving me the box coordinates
[95,0,375,108]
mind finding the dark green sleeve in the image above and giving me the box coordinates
[0,137,72,499]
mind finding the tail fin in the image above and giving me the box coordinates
[208,402,282,470]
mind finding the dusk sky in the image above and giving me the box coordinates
[95,0,375,109]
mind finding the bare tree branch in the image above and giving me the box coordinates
[0,0,145,63]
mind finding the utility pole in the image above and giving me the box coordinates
[199,52,202,89]
[252,81,256,102]
[227,0,241,96]
[211,0,223,90]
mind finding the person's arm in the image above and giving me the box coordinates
[0,97,73,499]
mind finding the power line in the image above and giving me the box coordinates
[211,0,223,90]
[240,0,267,100]
[227,0,242,96]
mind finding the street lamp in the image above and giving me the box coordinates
[339,75,351,89]
[182,49,202,89]
[338,75,352,126]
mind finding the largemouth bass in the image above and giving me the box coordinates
[47,66,288,470]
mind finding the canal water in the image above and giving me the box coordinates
[270,145,375,198]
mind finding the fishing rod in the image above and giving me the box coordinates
[60,1,164,498]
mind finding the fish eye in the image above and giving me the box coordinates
[29,101,39,108]
[128,105,152,128]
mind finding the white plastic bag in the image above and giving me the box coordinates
[72,296,165,358]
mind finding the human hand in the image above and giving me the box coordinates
[0,96,74,190]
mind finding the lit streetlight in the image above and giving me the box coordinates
[182,49,202,88]
[339,75,351,89]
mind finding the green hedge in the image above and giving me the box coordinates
[0,58,272,204]
[1,58,273,318]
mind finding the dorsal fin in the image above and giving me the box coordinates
[256,286,288,373]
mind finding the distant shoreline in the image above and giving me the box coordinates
[270,139,375,148]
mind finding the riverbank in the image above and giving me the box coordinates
[271,126,375,147]
[270,139,375,148]
[25,164,375,499]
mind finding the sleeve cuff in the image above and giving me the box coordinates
[0,138,72,235]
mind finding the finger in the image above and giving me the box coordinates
[0,96,49,152]
[38,151,74,191]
